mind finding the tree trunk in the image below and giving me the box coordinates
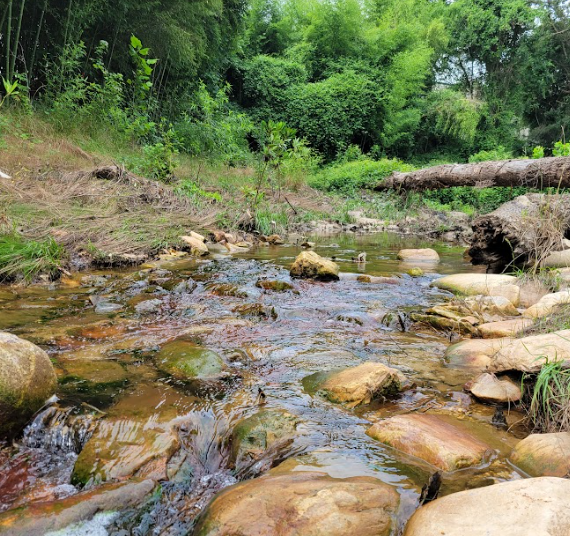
[468,193,570,271]
[375,157,570,191]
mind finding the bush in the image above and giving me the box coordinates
[309,157,414,193]
[468,146,514,163]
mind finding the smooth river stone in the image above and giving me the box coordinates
[510,432,570,477]
[478,318,534,338]
[397,248,440,262]
[444,337,513,370]
[367,413,493,472]
[431,273,520,306]
[464,373,521,404]
[523,290,570,318]
[290,251,340,281]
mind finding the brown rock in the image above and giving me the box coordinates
[266,234,284,245]
[319,362,404,407]
[367,414,492,471]
[403,477,570,536]
[194,471,399,536]
[444,338,512,370]
[180,235,209,257]
[397,248,440,262]
[464,373,521,404]
[290,251,339,281]
[510,432,570,477]
[478,318,534,338]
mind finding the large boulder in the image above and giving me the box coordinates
[71,415,179,486]
[397,248,440,262]
[231,410,299,472]
[367,414,492,472]
[0,332,57,438]
[317,362,404,408]
[194,471,399,536]
[290,251,339,281]
[464,373,522,404]
[444,338,512,370]
[523,290,570,318]
[403,477,570,536]
[510,432,570,477]
[154,340,226,381]
[431,273,520,306]
[478,318,534,338]
[491,329,570,373]
[0,480,154,536]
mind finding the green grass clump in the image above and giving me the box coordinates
[0,234,66,282]
[309,158,414,194]
[523,358,570,432]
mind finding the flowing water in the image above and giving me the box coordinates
[0,233,526,535]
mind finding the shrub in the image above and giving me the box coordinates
[309,157,414,193]
[468,146,514,163]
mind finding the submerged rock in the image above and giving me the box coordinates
[255,279,295,292]
[464,373,521,404]
[231,409,299,472]
[367,413,492,472]
[290,251,339,281]
[397,248,440,262]
[0,479,154,536]
[154,340,226,381]
[71,415,179,485]
[403,477,570,536]
[0,332,57,438]
[318,362,404,407]
[444,338,512,370]
[431,273,520,305]
[510,432,570,477]
[194,471,399,536]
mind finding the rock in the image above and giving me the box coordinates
[510,432,570,477]
[256,279,295,292]
[194,471,399,536]
[367,414,492,471]
[60,360,128,387]
[72,415,179,485]
[207,283,247,297]
[266,234,284,245]
[478,318,534,338]
[397,248,440,262]
[523,290,570,318]
[0,332,57,438]
[154,339,226,380]
[491,329,570,373]
[541,248,570,268]
[180,235,209,257]
[0,480,155,536]
[231,410,298,471]
[431,273,520,306]
[444,338,512,370]
[403,477,570,536]
[318,362,404,408]
[190,230,206,242]
[290,251,340,281]
[134,298,162,314]
[464,373,522,404]
[410,312,478,336]
[93,301,123,314]
[518,279,549,307]
[406,267,424,277]
[463,295,520,319]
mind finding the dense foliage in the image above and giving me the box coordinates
[3,0,570,180]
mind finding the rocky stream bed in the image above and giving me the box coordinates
[1,233,569,536]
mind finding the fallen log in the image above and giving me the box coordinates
[468,193,570,271]
[375,157,570,191]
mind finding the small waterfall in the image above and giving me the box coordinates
[22,404,98,454]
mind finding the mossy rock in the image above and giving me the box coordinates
[154,340,226,381]
[0,332,57,439]
[255,280,294,292]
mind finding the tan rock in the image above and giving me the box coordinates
[431,273,520,306]
[319,362,404,407]
[444,338,512,370]
[0,332,57,438]
[463,295,519,318]
[266,234,284,245]
[367,414,492,472]
[478,318,534,338]
[397,248,440,262]
[403,477,570,536]
[510,432,570,477]
[518,279,549,307]
[523,290,570,318]
[290,251,339,281]
[194,471,399,536]
[190,230,206,242]
[491,329,570,373]
[541,249,570,268]
[180,235,209,256]
[464,373,521,404]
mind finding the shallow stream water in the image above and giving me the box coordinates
[0,233,526,535]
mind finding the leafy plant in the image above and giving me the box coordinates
[532,145,545,159]
[553,140,570,157]
[468,146,514,163]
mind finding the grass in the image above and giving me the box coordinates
[522,359,570,432]
[0,233,66,282]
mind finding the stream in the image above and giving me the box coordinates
[0,233,526,535]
